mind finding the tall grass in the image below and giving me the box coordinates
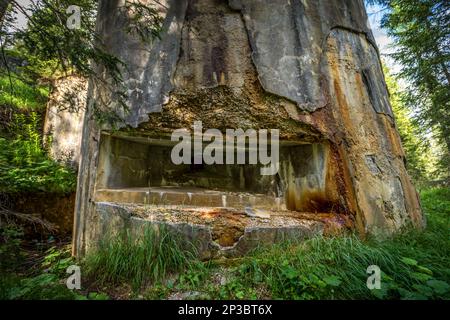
[83,188,449,299]
[84,226,198,290]
[229,188,450,300]
[233,235,445,299]
[0,75,49,110]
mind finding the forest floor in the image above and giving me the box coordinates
[1,188,449,300]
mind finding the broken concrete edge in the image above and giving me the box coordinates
[81,0,391,138]
[91,0,386,129]
[86,202,325,260]
[72,0,389,133]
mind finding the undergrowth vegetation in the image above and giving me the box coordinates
[147,188,450,300]
[0,188,448,300]
[0,227,98,300]
[83,226,200,290]
[0,75,49,110]
[0,112,76,193]
[0,71,76,194]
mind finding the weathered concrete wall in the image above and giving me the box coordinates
[73,0,423,256]
[95,134,329,199]
[44,76,87,168]
[321,29,421,234]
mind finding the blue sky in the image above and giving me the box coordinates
[367,4,392,53]
[366,4,400,72]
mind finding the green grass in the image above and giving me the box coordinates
[83,226,199,291]
[0,75,49,110]
[228,235,449,300]
[169,188,450,300]
[1,188,448,300]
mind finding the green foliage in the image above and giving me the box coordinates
[420,188,450,226]
[0,112,77,193]
[0,224,24,270]
[2,0,164,127]
[0,271,109,300]
[218,278,259,300]
[0,74,49,110]
[1,189,448,300]
[368,0,450,181]
[383,65,433,184]
[370,258,450,300]
[83,226,198,291]
[13,0,98,75]
[223,235,448,300]
[0,73,77,195]
[227,188,449,300]
[6,273,75,300]
[171,188,449,300]
[85,292,110,300]
[0,226,109,300]
[144,283,172,300]
[0,227,76,299]
[178,261,211,287]
[42,246,75,276]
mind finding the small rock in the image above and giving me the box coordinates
[168,291,203,300]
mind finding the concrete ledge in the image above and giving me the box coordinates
[95,187,284,210]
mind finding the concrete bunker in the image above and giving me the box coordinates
[95,133,333,213]
[91,132,339,254]
[72,0,423,258]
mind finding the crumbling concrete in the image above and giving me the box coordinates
[44,76,87,168]
[91,202,325,259]
[73,0,423,257]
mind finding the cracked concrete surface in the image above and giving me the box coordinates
[72,0,424,257]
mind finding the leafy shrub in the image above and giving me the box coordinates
[0,75,49,110]
[0,112,77,193]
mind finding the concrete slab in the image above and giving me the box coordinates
[95,187,285,210]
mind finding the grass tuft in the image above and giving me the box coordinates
[219,188,450,300]
[175,188,450,300]
[83,226,198,290]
